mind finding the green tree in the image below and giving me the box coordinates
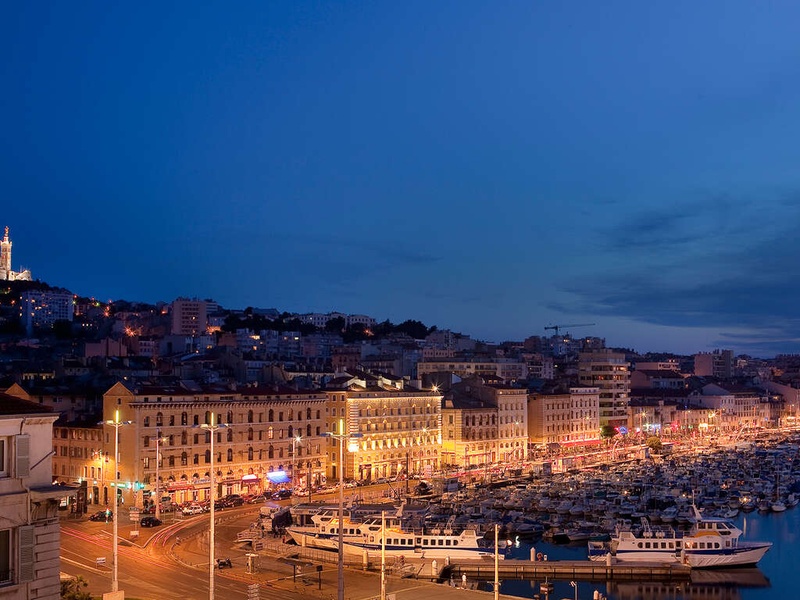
[645,435,663,454]
[61,575,93,600]
[599,424,618,441]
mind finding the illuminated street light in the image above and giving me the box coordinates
[103,410,131,594]
[291,435,302,500]
[154,431,168,521]
[322,419,363,600]
[197,414,229,600]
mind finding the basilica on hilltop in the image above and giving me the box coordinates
[0,227,32,281]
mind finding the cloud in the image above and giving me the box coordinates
[555,189,800,353]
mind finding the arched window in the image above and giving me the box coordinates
[268,445,274,459]
[168,456,175,467]
[268,426,274,439]
[227,429,233,442]
[169,415,175,426]
[193,415,199,426]
[227,449,233,462]
[248,447,254,461]
[227,411,233,424]
[181,431,187,445]
[306,408,312,420]
[306,424,311,437]
[205,431,211,444]
[288,425,294,438]
[143,416,150,427]
[204,450,211,463]
[268,409,274,422]
[193,454,199,465]
[181,412,188,425]
[156,412,163,427]
[248,427,254,441]
[181,452,188,466]
[288,409,294,421]
[247,410,254,423]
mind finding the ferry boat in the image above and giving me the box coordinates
[588,508,772,568]
[342,515,503,560]
[285,502,411,551]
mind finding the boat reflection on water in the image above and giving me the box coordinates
[607,568,770,600]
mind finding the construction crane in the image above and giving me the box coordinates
[543,323,596,337]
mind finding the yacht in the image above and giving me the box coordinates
[588,508,772,568]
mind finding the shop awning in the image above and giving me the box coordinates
[266,470,290,484]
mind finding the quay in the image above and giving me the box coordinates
[443,559,691,583]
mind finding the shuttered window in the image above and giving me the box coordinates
[15,435,30,479]
[18,526,34,583]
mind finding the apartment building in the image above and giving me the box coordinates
[323,372,442,482]
[0,392,68,599]
[170,298,207,336]
[578,350,630,428]
[528,387,600,447]
[101,382,327,506]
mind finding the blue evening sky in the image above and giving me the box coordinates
[3,2,800,356]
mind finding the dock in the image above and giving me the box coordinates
[443,559,691,582]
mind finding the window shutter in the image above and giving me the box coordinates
[15,435,30,478]
[18,525,35,582]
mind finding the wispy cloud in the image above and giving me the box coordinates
[556,189,800,352]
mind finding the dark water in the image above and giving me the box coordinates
[487,507,797,600]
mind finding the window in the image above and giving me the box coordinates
[248,410,254,424]
[181,452,188,466]
[143,416,150,427]
[181,412,188,426]
[0,529,12,583]
[227,449,233,462]
[156,412,163,427]
[169,415,175,426]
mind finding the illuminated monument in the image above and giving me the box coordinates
[0,226,32,281]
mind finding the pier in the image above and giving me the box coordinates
[443,559,691,583]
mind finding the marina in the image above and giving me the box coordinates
[248,429,800,598]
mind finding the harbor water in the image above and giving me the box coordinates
[485,505,797,599]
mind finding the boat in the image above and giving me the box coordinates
[342,514,504,560]
[588,508,772,568]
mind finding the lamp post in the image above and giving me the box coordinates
[323,419,362,600]
[104,409,131,594]
[198,414,229,600]
[291,435,302,498]
[154,432,168,521]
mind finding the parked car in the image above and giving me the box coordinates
[88,510,113,522]
[224,494,244,507]
[181,504,204,516]
[140,516,163,527]
[272,489,292,500]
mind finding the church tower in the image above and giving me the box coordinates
[0,226,11,279]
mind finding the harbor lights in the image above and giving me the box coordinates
[323,419,363,600]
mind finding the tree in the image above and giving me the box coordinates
[645,436,663,454]
[599,424,618,441]
[61,575,92,600]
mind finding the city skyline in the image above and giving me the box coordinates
[4,3,800,357]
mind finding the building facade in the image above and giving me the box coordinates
[101,382,327,506]
[0,392,67,599]
[578,350,630,427]
[323,372,442,482]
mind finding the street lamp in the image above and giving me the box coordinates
[103,409,131,594]
[323,419,362,600]
[291,435,302,498]
[570,580,577,600]
[198,414,229,600]
[154,432,168,521]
